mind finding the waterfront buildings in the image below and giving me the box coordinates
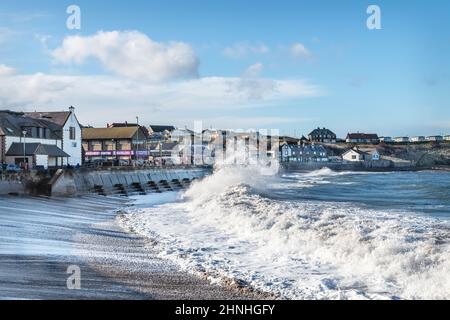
[280,144,328,163]
[0,107,81,168]
[82,126,149,162]
[24,107,82,166]
[342,148,380,162]
[148,125,176,142]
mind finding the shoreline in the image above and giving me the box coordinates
[0,195,261,300]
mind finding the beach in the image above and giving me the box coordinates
[0,195,260,300]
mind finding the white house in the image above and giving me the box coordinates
[394,137,410,143]
[25,106,82,166]
[410,136,426,143]
[426,136,444,142]
[1,110,69,168]
[445,135,450,141]
[379,136,393,143]
[342,149,365,162]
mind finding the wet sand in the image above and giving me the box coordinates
[0,195,258,300]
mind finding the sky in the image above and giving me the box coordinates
[0,0,449,138]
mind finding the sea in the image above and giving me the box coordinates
[119,164,450,300]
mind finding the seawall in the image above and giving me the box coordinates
[281,160,418,172]
[0,178,25,195]
[51,167,212,197]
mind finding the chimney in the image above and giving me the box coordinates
[69,106,75,113]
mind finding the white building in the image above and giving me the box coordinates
[281,144,328,163]
[342,149,365,162]
[445,135,450,141]
[394,137,410,143]
[342,148,381,162]
[379,136,393,143]
[426,136,444,142]
[410,136,426,143]
[25,107,82,166]
[0,107,82,168]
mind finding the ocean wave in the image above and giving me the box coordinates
[120,165,450,300]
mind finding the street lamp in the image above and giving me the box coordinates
[22,130,27,170]
[135,116,139,161]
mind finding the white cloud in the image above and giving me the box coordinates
[291,43,312,60]
[52,31,199,82]
[0,69,323,127]
[242,63,263,78]
[223,42,269,59]
[0,64,16,76]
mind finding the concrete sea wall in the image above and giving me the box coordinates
[51,167,212,197]
[281,160,414,172]
[0,178,25,195]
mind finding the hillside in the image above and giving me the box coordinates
[324,142,450,168]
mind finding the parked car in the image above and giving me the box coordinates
[6,164,21,173]
[118,159,130,166]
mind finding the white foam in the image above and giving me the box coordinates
[119,166,450,300]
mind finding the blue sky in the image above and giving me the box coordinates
[0,0,449,137]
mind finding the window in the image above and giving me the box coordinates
[352,155,357,160]
[69,127,76,140]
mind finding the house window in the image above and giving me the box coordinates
[352,155,357,160]
[69,127,76,140]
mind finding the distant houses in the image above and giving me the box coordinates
[394,137,410,143]
[426,135,444,142]
[281,144,328,163]
[379,136,393,143]
[445,135,450,141]
[346,133,379,144]
[308,128,336,143]
[410,136,425,143]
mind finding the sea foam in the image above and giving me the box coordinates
[119,164,450,300]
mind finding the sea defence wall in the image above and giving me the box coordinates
[51,167,212,197]
[0,178,25,195]
[281,160,415,172]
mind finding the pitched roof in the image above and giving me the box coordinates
[82,127,140,140]
[6,143,70,157]
[0,110,62,138]
[309,128,336,137]
[346,133,379,140]
[149,125,176,133]
[24,111,71,127]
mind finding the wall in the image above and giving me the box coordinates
[51,167,211,197]
[282,160,396,172]
[62,112,82,166]
[0,174,26,195]
[35,154,48,168]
